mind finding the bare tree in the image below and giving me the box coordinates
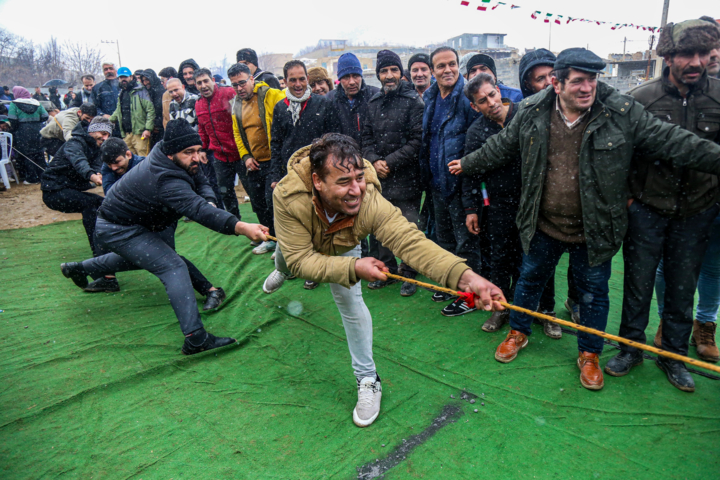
[36,37,66,82]
[65,41,104,84]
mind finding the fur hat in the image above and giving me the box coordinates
[656,19,720,57]
[307,67,334,91]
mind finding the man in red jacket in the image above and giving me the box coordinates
[194,68,245,217]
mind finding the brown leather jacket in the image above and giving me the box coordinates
[628,69,720,217]
[273,145,470,288]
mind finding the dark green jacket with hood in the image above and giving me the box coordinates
[460,81,720,267]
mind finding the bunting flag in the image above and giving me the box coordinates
[457,1,660,31]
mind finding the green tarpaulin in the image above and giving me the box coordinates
[1,205,718,479]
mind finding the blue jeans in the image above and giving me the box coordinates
[509,230,612,354]
[656,212,720,324]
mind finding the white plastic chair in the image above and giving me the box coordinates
[0,132,18,190]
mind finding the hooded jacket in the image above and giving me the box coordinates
[254,70,281,90]
[40,107,81,142]
[98,141,239,233]
[231,81,286,162]
[627,69,720,218]
[518,49,557,98]
[110,83,155,136]
[40,122,102,192]
[178,58,200,96]
[362,80,424,200]
[140,69,166,132]
[92,78,119,116]
[195,85,239,163]
[272,145,470,289]
[420,75,479,198]
[270,93,337,183]
[7,99,49,154]
[459,81,720,267]
[326,80,380,148]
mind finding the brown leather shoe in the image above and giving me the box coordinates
[495,330,528,363]
[653,320,663,348]
[482,310,509,332]
[577,352,604,390]
[691,320,719,363]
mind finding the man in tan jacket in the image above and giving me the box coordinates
[271,133,505,427]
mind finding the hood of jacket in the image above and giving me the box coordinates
[178,58,200,87]
[141,69,165,93]
[13,98,40,113]
[281,145,382,197]
[518,48,557,98]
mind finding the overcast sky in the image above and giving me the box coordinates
[0,0,715,74]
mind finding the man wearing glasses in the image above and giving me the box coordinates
[228,62,286,255]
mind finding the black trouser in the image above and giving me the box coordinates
[245,160,275,236]
[200,153,223,209]
[82,219,211,335]
[92,222,214,295]
[620,201,719,356]
[368,195,422,277]
[21,151,47,183]
[41,137,65,157]
[431,187,481,273]
[43,189,104,255]
[213,155,247,218]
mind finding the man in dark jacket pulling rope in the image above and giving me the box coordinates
[60,120,269,354]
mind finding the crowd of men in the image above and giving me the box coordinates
[2,17,720,428]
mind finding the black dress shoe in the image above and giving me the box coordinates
[604,350,644,377]
[84,277,120,293]
[656,357,695,392]
[400,281,417,297]
[202,288,226,311]
[182,331,236,355]
[367,277,399,290]
[61,262,88,289]
[303,280,319,290]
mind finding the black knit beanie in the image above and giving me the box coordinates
[236,48,259,67]
[162,119,202,156]
[466,54,497,79]
[408,53,431,71]
[376,50,403,79]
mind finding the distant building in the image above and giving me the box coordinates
[447,33,507,51]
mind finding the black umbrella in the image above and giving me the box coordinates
[43,79,67,87]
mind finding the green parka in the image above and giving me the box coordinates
[460,81,720,267]
[109,84,155,136]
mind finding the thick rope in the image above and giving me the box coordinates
[261,236,720,374]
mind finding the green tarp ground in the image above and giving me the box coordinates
[1,204,719,479]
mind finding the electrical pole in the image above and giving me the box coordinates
[623,37,627,61]
[660,0,670,28]
[101,40,122,67]
[548,22,552,50]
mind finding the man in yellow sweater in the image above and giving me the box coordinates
[229,62,286,255]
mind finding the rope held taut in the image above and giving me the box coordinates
[258,236,719,374]
[382,272,720,375]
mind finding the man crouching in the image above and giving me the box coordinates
[272,133,505,427]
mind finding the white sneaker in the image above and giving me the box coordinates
[252,240,276,255]
[353,376,382,427]
[271,251,276,261]
[263,269,291,294]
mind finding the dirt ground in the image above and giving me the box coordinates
[0,182,248,231]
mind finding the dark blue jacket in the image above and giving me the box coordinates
[92,78,119,117]
[326,81,379,149]
[498,84,523,103]
[101,154,145,194]
[98,142,239,234]
[420,75,479,198]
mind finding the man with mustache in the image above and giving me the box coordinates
[273,133,505,427]
[109,67,154,156]
[60,120,269,354]
[362,50,425,296]
[460,73,525,328]
[607,19,720,391]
